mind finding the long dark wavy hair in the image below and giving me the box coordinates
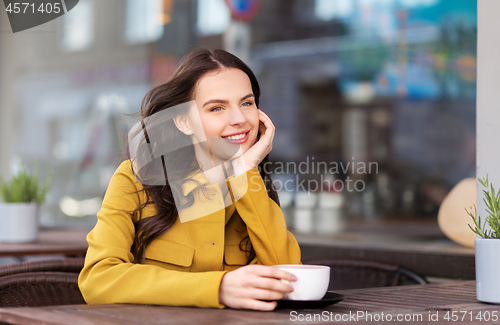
[128,47,280,264]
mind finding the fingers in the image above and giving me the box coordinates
[235,110,274,171]
[251,265,297,282]
[248,275,293,294]
[222,289,280,311]
[234,299,278,311]
[256,110,275,151]
[258,110,274,135]
[258,121,266,139]
[219,265,297,311]
[258,109,274,128]
[243,287,287,301]
[252,300,278,311]
[258,110,275,140]
[241,265,295,298]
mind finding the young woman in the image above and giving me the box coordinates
[78,48,302,311]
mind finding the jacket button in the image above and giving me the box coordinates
[203,241,216,245]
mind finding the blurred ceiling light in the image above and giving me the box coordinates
[59,196,102,217]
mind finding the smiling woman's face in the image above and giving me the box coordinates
[188,68,259,158]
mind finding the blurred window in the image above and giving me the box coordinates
[197,0,230,35]
[125,0,164,44]
[60,0,94,52]
[315,0,353,21]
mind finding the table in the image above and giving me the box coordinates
[0,228,89,257]
[0,281,495,325]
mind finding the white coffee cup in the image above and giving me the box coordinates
[277,264,330,301]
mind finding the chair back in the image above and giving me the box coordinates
[0,258,85,307]
[306,259,426,290]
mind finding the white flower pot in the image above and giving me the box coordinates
[0,203,39,243]
[475,237,500,303]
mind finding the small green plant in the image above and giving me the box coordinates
[0,162,51,205]
[467,174,500,239]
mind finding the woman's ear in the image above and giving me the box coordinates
[173,115,193,135]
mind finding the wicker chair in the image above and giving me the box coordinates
[0,258,86,307]
[305,259,427,291]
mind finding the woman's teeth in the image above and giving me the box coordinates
[223,133,246,140]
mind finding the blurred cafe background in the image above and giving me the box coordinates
[0,0,477,234]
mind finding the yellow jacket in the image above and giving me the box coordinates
[78,160,301,308]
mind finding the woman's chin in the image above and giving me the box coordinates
[208,141,252,165]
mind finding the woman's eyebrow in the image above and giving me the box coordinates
[202,93,254,108]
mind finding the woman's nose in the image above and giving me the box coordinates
[228,106,247,125]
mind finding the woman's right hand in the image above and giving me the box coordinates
[219,265,296,311]
[231,109,275,176]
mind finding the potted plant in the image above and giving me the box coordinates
[0,162,51,243]
[467,174,500,303]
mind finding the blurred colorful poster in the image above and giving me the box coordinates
[333,0,476,99]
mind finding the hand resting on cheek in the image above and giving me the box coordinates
[232,109,275,176]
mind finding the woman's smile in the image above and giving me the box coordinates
[221,130,250,144]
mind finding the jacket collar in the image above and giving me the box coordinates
[181,170,211,196]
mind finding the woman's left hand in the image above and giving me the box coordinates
[232,109,275,176]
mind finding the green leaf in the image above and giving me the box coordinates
[0,161,51,204]
[468,174,500,239]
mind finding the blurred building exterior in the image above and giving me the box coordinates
[0,0,477,228]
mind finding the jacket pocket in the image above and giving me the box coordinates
[224,244,248,267]
[145,240,195,271]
